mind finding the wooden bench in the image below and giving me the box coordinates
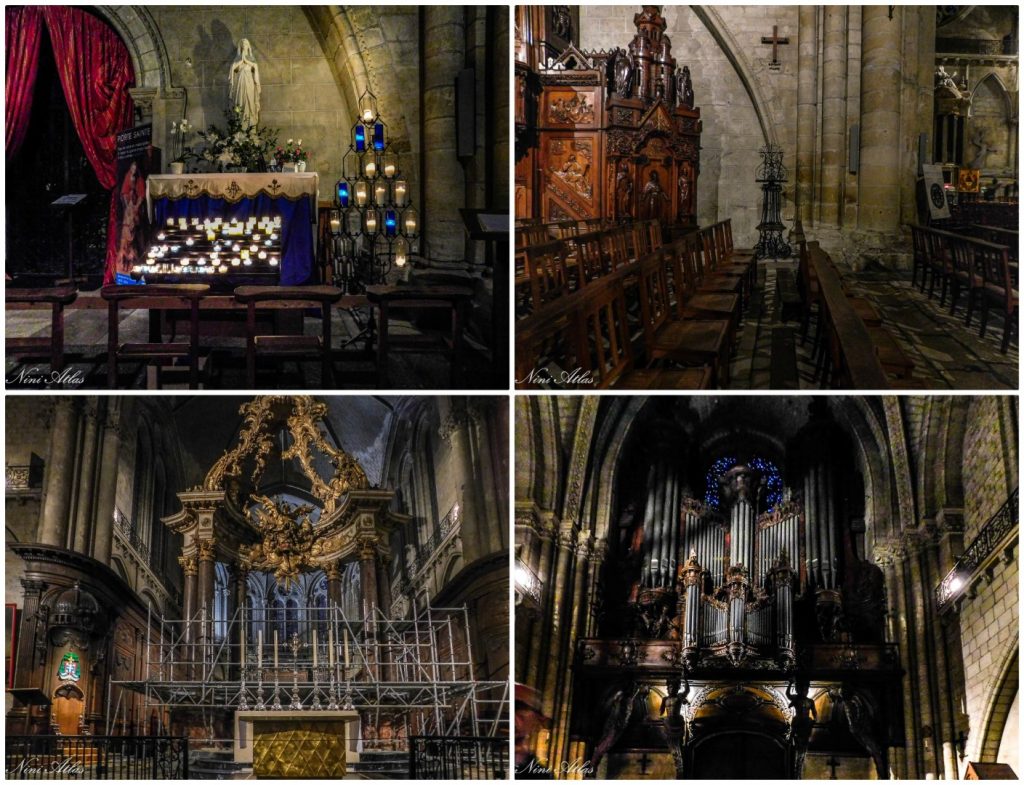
[101,284,209,389]
[6,284,78,374]
[365,284,473,387]
[234,285,344,387]
[804,243,891,389]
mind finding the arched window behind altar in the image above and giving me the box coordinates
[214,564,230,641]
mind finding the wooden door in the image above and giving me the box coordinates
[53,693,83,735]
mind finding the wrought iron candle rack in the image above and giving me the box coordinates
[331,89,419,293]
[753,143,792,260]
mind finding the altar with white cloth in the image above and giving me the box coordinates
[146,172,320,285]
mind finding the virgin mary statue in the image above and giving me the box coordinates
[229,39,261,128]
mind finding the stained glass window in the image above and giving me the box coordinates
[704,455,784,512]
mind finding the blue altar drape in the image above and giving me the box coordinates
[152,194,313,285]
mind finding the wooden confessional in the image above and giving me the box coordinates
[515,6,702,236]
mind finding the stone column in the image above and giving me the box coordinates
[91,402,121,565]
[39,399,80,547]
[376,556,393,616]
[72,402,100,554]
[235,565,249,673]
[492,7,510,207]
[820,7,847,225]
[858,6,903,233]
[441,399,485,564]
[359,540,379,614]
[524,519,555,689]
[877,549,910,779]
[196,539,217,658]
[906,537,939,777]
[179,554,198,678]
[795,6,817,228]
[423,7,466,262]
[325,561,344,610]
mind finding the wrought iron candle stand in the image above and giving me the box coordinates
[331,89,419,293]
[753,143,792,260]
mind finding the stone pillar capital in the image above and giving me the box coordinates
[178,555,198,577]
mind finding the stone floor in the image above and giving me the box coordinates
[5,298,503,390]
[728,260,1018,390]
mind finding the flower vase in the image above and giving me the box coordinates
[169,162,185,175]
[297,160,307,173]
[282,162,297,173]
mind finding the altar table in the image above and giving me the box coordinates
[234,709,360,778]
[146,173,319,285]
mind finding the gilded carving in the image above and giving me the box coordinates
[178,555,198,577]
[240,495,324,589]
[196,538,217,562]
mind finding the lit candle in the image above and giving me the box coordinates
[366,212,377,233]
[329,217,340,233]
[355,180,368,206]
[269,257,279,267]
[219,265,228,274]
[394,181,407,207]
[191,217,199,226]
[405,215,416,233]
[258,250,267,260]
[362,107,373,122]
[312,629,318,668]
[395,239,408,268]
[243,257,252,266]
[232,244,240,253]
[166,218,174,227]
[185,237,194,246]
[157,232,166,241]
[258,630,263,668]
[253,234,261,241]
[231,257,241,267]
[328,628,335,667]
[270,233,278,241]
[374,183,387,204]
[383,160,396,178]
[206,231,215,242]
[365,159,377,178]
[197,257,206,265]
[250,244,258,253]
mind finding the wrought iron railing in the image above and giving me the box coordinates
[113,508,150,563]
[408,736,508,780]
[4,736,188,780]
[412,503,462,573]
[936,488,1018,611]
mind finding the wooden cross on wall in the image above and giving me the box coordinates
[761,25,790,70]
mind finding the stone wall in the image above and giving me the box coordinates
[956,554,1018,768]
[151,6,353,178]
[962,397,1015,542]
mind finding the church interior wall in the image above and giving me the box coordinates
[962,396,1017,541]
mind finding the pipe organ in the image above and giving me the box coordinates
[628,459,844,669]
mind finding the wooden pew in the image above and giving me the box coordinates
[6,284,78,375]
[804,243,891,389]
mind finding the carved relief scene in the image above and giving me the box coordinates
[5,394,509,778]
[515,395,1020,780]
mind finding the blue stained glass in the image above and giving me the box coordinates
[704,455,784,512]
[355,126,366,152]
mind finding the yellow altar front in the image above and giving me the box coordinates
[234,709,360,778]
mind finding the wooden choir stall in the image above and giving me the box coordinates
[516,5,701,236]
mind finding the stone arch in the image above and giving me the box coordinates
[691,6,777,147]
[303,7,416,159]
[972,71,1016,122]
[977,645,1018,762]
[94,6,172,91]
[110,556,130,585]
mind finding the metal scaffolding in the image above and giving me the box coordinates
[107,600,508,749]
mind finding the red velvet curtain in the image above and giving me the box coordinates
[41,7,136,280]
[5,7,44,159]
[42,6,135,189]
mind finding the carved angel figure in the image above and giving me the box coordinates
[242,494,322,588]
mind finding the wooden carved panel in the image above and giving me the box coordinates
[543,135,599,220]
[544,89,597,129]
